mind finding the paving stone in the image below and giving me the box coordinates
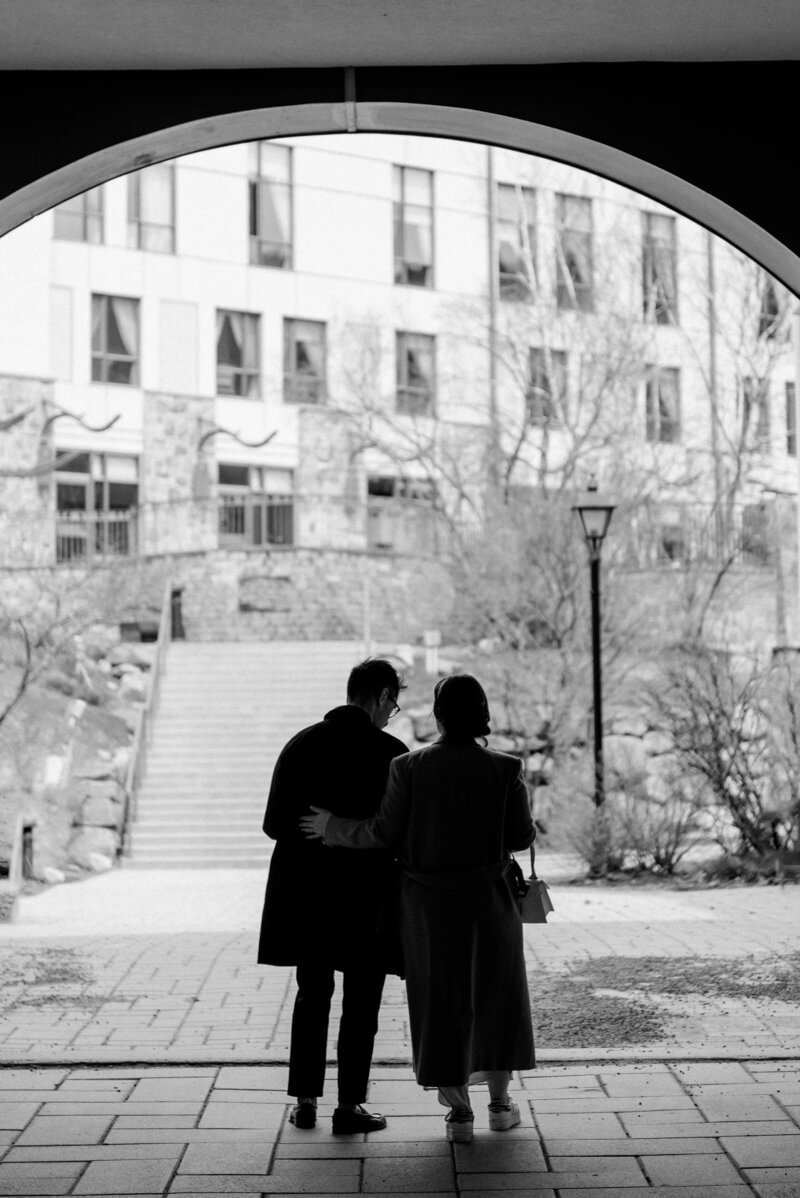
[180,1141,274,1174]
[171,1159,361,1193]
[114,1114,199,1128]
[362,1156,455,1191]
[0,1071,67,1089]
[534,1112,627,1139]
[557,1189,751,1197]
[0,1102,38,1129]
[458,1158,646,1188]
[618,1108,706,1126]
[6,1144,187,1162]
[693,1094,787,1121]
[129,1077,214,1103]
[198,1101,283,1129]
[601,1076,687,1097]
[38,1102,204,1118]
[532,1095,697,1114]
[14,1114,114,1146]
[546,1137,722,1155]
[451,1139,547,1171]
[105,1128,269,1143]
[669,1063,757,1084]
[625,1120,796,1138]
[274,1141,451,1159]
[722,1134,800,1167]
[72,1156,178,1194]
[642,1152,745,1186]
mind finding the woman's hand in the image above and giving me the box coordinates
[300,806,332,840]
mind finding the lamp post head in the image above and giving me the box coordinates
[572,477,616,559]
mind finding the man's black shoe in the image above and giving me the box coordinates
[289,1103,317,1129]
[332,1104,387,1134]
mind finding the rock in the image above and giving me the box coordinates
[114,705,142,735]
[119,672,148,703]
[487,734,517,753]
[610,712,649,738]
[112,746,132,777]
[82,624,122,660]
[41,866,65,885]
[393,644,417,668]
[79,796,124,829]
[107,643,155,669]
[643,730,674,756]
[87,852,114,873]
[604,735,648,779]
[67,826,120,868]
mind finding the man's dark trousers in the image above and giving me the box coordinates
[288,959,387,1103]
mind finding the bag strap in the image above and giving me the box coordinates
[529,841,537,880]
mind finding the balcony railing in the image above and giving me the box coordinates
[218,492,294,547]
[56,509,139,563]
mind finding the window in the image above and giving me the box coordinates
[217,463,294,546]
[367,476,438,554]
[642,212,678,324]
[54,188,103,243]
[249,142,293,268]
[55,451,138,562]
[645,367,681,443]
[556,194,593,312]
[396,332,435,416]
[283,319,326,403]
[216,310,260,397]
[527,348,567,426]
[91,294,139,385]
[655,506,687,564]
[127,164,175,253]
[497,183,536,300]
[787,382,797,456]
[741,502,771,565]
[758,273,782,339]
[393,166,434,287]
[741,376,770,451]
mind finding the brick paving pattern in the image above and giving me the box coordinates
[2,865,800,1192]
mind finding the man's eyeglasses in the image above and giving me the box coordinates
[387,696,401,718]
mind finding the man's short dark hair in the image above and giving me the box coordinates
[347,658,404,704]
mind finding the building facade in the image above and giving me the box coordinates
[0,133,796,642]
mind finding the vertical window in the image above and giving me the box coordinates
[645,366,681,443]
[396,332,436,416]
[758,273,782,339]
[786,382,797,457]
[217,464,294,547]
[741,376,770,451]
[367,476,438,554]
[216,310,260,397]
[642,212,678,324]
[53,188,104,243]
[249,142,293,268]
[91,294,139,385]
[497,183,536,301]
[556,194,593,312]
[527,348,567,426]
[55,451,138,562]
[283,319,326,403]
[393,166,434,287]
[127,164,175,253]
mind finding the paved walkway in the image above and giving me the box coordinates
[2,861,800,1194]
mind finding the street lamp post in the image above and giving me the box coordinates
[572,479,616,815]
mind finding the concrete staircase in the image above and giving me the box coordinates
[126,641,366,868]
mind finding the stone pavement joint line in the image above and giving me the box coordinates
[3,1060,800,1196]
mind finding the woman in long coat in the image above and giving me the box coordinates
[302,674,536,1143]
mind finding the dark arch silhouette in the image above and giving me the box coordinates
[1,64,799,293]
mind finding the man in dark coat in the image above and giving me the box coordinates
[258,658,407,1134]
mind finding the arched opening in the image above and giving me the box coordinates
[2,100,799,296]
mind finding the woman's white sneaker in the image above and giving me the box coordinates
[488,1100,521,1131]
[445,1109,474,1142]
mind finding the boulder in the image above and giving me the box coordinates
[604,734,648,779]
[67,826,120,868]
[41,866,66,885]
[107,642,156,669]
[87,852,114,873]
[119,671,148,703]
[643,730,674,757]
[610,712,649,738]
[79,796,125,829]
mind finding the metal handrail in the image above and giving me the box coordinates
[119,578,173,859]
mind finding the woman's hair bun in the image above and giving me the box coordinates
[433,674,491,738]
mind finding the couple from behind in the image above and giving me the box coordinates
[258,658,535,1143]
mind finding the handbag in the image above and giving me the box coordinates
[518,844,554,923]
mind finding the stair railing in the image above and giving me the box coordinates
[119,578,174,859]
